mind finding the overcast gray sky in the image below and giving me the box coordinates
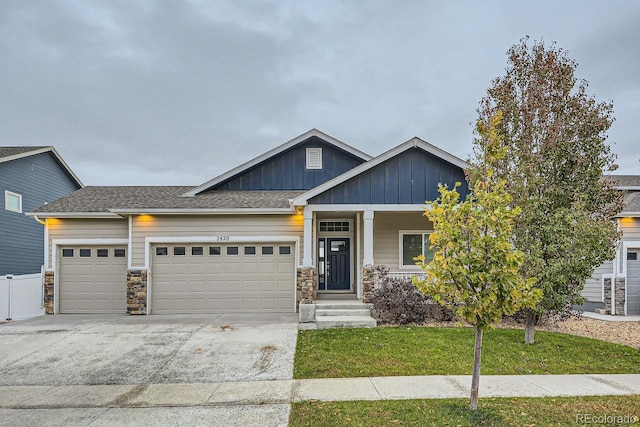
[1,1,639,186]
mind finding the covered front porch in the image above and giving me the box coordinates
[296,206,432,307]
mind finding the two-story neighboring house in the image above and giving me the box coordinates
[0,147,83,275]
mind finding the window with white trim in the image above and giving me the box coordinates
[5,190,22,213]
[306,148,322,169]
[400,231,434,268]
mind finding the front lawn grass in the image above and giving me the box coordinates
[289,395,640,427]
[294,327,640,378]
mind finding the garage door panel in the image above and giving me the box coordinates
[59,245,127,314]
[151,243,294,314]
[261,280,276,292]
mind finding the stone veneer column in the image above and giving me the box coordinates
[603,277,627,315]
[297,267,317,306]
[362,266,377,303]
[127,269,147,315]
[614,277,626,315]
[43,271,54,314]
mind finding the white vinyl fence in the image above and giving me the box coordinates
[1,273,45,321]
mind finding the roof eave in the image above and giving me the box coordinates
[26,211,122,219]
[182,129,372,197]
[109,208,296,215]
[617,212,640,218]
[49,146,84,188]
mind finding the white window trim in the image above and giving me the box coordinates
[399,230,433,270]
[318,219,352,234]
[306,148,322,169]
[5,190,22,213]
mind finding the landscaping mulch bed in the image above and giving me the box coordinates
[421,316,640,349]
[531,316,640,349]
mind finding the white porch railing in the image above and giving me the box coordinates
[375,271,427,288]
[0,273,45,321]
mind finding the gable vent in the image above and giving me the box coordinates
[306,148,322,169]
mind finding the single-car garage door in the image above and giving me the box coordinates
[58,246,128,313]
[151,243,295,314]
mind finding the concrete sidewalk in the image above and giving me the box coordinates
[2,375,638,426]
[1,374,638,409]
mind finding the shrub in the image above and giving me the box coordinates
[369,266,454,325]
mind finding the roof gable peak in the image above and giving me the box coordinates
[182,129,372,196]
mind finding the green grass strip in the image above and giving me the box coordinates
[294,327,640,379]
[290,395,640,427]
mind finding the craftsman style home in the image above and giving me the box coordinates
[30,129,467,317]
[28,129,639,319]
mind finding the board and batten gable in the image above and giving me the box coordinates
[208,136,367,191]
[1,151,81,275]
[46,218,128,269]
[131,214,304,267]
[307,147,469,205]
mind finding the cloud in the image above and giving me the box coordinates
[1,1,638,184]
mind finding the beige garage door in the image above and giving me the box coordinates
[151,243,295,314]
[58,246,127,313]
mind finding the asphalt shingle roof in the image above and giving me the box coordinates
[0,146,48,159]
[33,187,304,213]
[611,175,640,187]
[622,191,640,213]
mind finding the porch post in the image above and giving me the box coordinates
[363,210,374,265]
[298,207,317,309]
[302,208,313,267]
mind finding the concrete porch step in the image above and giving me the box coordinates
[314,300,373,311]
[316,315,377,329]
[316,308,372,317]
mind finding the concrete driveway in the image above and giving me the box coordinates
[0,313,299,426]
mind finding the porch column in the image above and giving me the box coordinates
[298,207,317,308]
[302,208,313,267]
[363,210,374,265]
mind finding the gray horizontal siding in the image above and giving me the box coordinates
[131,214,303,267]
[1,152,81,275]
[47,219,129,268]
[372,212,434,270]
[582,260,613,303]
[212,136,366,191]
[309,147,468,205]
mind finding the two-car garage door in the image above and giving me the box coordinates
[57,242,296,314]
[151,243,295,314]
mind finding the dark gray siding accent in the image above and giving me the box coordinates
[211,136,366,191]
[0,152,81,275]
[309,147,469,204]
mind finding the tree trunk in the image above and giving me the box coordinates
[524,310,536,344]
[469,326,483,411]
